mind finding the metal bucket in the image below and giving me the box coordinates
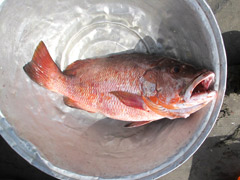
[0,0,226,179]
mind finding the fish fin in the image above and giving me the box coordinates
[110,91,145,110]
[23,41,66,93]
[142,96,180,119]
[125,121,151,128]
[63,60,92,76]
[63,97,95,113]
[63,60,82,76]
[63,96,81,109]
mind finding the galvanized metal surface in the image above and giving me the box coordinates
[0,0,226,179]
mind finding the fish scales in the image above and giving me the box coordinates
[23,41,217,127]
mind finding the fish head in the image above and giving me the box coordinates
[141,58,217,118]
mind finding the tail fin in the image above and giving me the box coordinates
[23,41,66,94]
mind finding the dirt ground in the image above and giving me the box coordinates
[161,0,240,180]
[0,0,239,180]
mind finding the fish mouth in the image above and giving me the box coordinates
[183,71,216,102]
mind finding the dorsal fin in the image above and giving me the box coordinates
[63,59,96,76]
[63,60,84,76]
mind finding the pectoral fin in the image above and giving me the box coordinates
[110,91,145,110]
[125,121,151,128]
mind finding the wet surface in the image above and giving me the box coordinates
[189,134,240,180]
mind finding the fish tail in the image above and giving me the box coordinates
[23,41,67,94]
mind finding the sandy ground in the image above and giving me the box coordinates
[161,0,240,179]
[0,0,239,180]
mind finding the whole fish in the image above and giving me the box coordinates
[23,41,217,127]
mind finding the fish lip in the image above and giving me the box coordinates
[183,71,215,102]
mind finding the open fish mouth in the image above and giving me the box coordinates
[183,71,216,102]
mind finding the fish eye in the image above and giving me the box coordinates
[171,66,180,73]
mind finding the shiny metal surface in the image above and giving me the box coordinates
[0,0,226,179]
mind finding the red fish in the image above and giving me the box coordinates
[23,41,217,127]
